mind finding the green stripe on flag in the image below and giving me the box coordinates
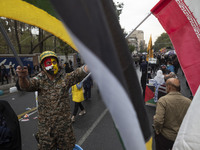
[146,98,156,107]
[0,0,77,50]
[23,0,58,18]
[51,0,152,149]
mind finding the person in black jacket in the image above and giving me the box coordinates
[64,62,73,73]
[1,64,8,85]
[83,76,93,100]
[0,100,21,150]
[27,64,32,77]
[140,59,148,98]
[9,65,16,83]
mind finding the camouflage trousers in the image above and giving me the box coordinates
[37,122,76,150]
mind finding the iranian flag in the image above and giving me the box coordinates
[151,0,200,95]
[151,0,200,149]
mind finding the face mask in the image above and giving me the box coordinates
[43,58,58,75]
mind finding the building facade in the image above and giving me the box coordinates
[126,30,146,52]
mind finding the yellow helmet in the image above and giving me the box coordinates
[39,51,58,64]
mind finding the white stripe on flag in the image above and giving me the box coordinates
[176,0,200,41]
[184,0,200,24]
[151,0,200,95]
[173,86,200,150]
[66,28,146,150]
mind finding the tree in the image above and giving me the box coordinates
[139,41,145,52]
[38,28,43,53]
[0,3,126,55]
[128,45,135,53]
[58,38,75,56]
[113,2,124,21]
[29,25,33,50]
[29,34,53,54]
[0,18,77,55]
[14,20,22,54]
[154,32,173,51]
[113,1,127,37]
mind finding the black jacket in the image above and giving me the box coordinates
[0,100,21,150]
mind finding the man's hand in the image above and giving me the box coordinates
[16,65,28,78]
[84,65,89,73]
[153,115,161,135]
[16,66,30,89]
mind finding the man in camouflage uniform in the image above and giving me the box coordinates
[16,51,89,150]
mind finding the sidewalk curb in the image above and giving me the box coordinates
[0,83,16,95]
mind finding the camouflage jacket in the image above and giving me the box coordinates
[25,67,87,128]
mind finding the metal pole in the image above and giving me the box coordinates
[0,22,24,67]
[82,72,91,82]
[126,13,152,39]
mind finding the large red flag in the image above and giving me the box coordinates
[151,0,200,95]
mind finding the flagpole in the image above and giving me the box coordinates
[82,72,91,82]
[0,22,24,68]
[126,13,152,39]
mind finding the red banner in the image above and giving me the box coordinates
[151,0,200,95]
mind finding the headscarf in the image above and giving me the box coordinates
[154,70,165,85]
[153,70,165,102]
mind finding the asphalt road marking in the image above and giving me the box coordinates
[18,107,37,120]
[18,107,108,146]
[78,108,108,146]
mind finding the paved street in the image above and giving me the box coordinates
[0,66,191,150]
[0,83,125,150]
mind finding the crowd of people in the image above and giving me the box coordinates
[0,54,85,85]
[134,52,192,98]
[134,52,193,149]
[0,63,42,85]
[0,64,9,85]
[0,64,16,85]
[0,50,193,149]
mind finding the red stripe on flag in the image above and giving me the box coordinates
[151,0,200,95]
[144,86,154,102]
[151,0,172,15]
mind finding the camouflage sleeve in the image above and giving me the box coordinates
[65,65,88,88]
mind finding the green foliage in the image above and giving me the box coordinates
[122,28,128,37]
[154,33,173,51]
[57,38,76,55]
[128,44,135,53]
[23,0,58,18]
[113,1,127,37]
[140,48,147,53]
[0,18,76,55]
[114,2,124,21]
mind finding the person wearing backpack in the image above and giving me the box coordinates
[70,82,86,122]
